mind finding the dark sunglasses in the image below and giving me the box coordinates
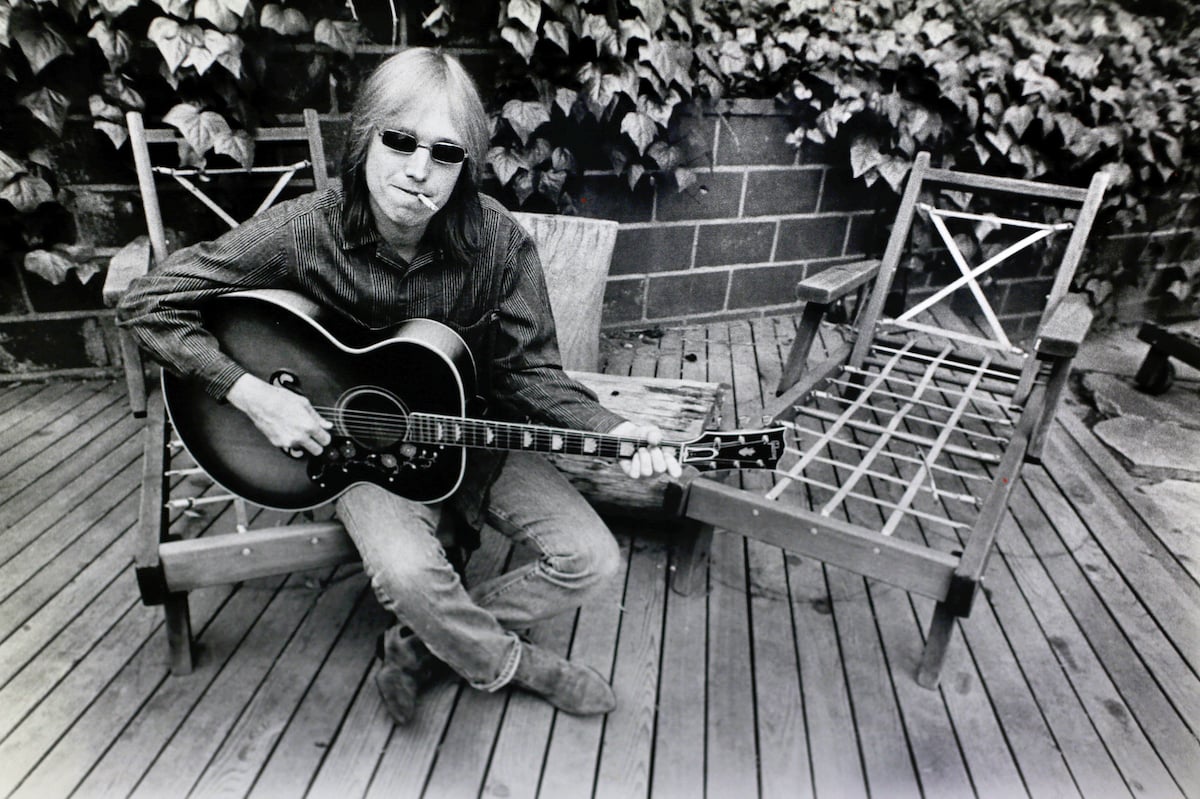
[378,129,468,165]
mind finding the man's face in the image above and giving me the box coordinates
[365,98,466,241]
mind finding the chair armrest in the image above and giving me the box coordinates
[1035,293,1093,358]
[795,259,882,304]
[102,237,153,308]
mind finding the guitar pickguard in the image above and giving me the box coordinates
[307,435,442,495]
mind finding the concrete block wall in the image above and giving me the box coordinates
[573,100,885,329]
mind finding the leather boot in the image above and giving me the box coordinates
[510,641,616,715]
[375,628,452,725]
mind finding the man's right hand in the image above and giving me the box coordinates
[225,373,333,456]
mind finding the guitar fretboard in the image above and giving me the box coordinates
[406,413,676,460]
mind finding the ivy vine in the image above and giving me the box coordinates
[1,0,1198,316]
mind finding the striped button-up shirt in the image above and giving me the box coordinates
[118,188,623,528]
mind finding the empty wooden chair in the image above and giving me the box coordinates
[676,152,1108,687]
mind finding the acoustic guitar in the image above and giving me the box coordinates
[162,289,787,510]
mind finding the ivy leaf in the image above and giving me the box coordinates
[647,141,680,170]
[1062,50,1102,80]
[553,87,577,116]
[577,63,624,119]
[88,19,133,71]
[630,0,664,31]
[261,4,312,35]
[24,249,77,285]
[19,87,70,136]
[204,29,243,77]
[538,168,567,201]
[550,147,576,172]
[877,157,910,193]
[626,162,645,190]
[12,13,72,75]
[619,16,651,51]
[581,14,618,57]
[921,19,954,47]
[314,19,363,57]
[195,0,247,33]
[507,0,541,32]
[487,146,524,186]
[1002,105,1034,138]
[717,39,747,75]
[849,136,885,178]
[0,2,10,48]
[214,128,254,168]
[0,150,25,184]
[0,174,54,213]
[777,29,808,52]
[164,104,233,160]
[620,111,657,155]
[90,95,128,149]
[147,17,188,73]
[984,127,1014,156]
[102,73,146,111]
[150,0,193,18]
[502,99,551,144]
[543,19,569,53]
[674,167,697,193]
[512,169,535,205]
[500,24,537,62]
[97,0,140,15]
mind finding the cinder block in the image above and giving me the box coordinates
[645,271,729,317]
[695,221,775,267]
[602,277,646,324]
[727,263,807,309]
[776,216,849,261]
[611,225,695,274]
[743,169,821,217]
[655,171,743,222]
[715,114,797,167]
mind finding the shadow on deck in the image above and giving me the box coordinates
[0,315,1196,799]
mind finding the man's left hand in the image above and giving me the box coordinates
[610,421,683,480]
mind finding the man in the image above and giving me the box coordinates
[119,48,680,724]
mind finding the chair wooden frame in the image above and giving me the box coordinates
[677,152,1108,687]
[104,111,722,673]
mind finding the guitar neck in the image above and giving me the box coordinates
[407,413,670,460]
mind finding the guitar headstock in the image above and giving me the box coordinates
[679,426,787,471]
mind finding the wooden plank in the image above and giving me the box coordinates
[703,320,760,797]
[128,570,339,799]
[743,317,813,797]
[247,589,389,799]
[0,381,48,416]
[536,509,634,797]
[186,567,369,798]
[1055,409,1200,588]
[0,411,140,536]
[1037,433,1200,667]
[594,534,669,799]
[1000,500,1185,799]
[63,577,275,799]
[479,610,574,798]
[0,381,117,482]
[0,380,81,448]
[1014,473,1200,792]
[364,519,516,798]
[649,324,715,798]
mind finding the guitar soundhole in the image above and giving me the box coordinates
[335,388,408,451]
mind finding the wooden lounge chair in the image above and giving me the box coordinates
[676,152,1108,687]
[103,110,726,673]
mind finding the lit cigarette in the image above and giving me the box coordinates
[416,193,438,211]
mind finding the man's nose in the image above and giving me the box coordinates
[405,146,432,180]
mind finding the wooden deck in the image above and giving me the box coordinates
[1,314,1197,799]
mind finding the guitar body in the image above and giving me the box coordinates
[163,289,476,510]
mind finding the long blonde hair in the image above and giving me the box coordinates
[341,48,490,262]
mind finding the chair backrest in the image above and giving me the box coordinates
[126,109,330,269]
[850,152,1108,371]
[512,212,618,372]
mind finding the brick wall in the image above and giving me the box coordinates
[573,99,885,329]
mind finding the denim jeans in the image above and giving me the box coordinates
[335,452,621,691]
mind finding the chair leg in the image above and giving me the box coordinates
[164,593,195,675]
[670,519,713,596]
[916,601,957,688]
